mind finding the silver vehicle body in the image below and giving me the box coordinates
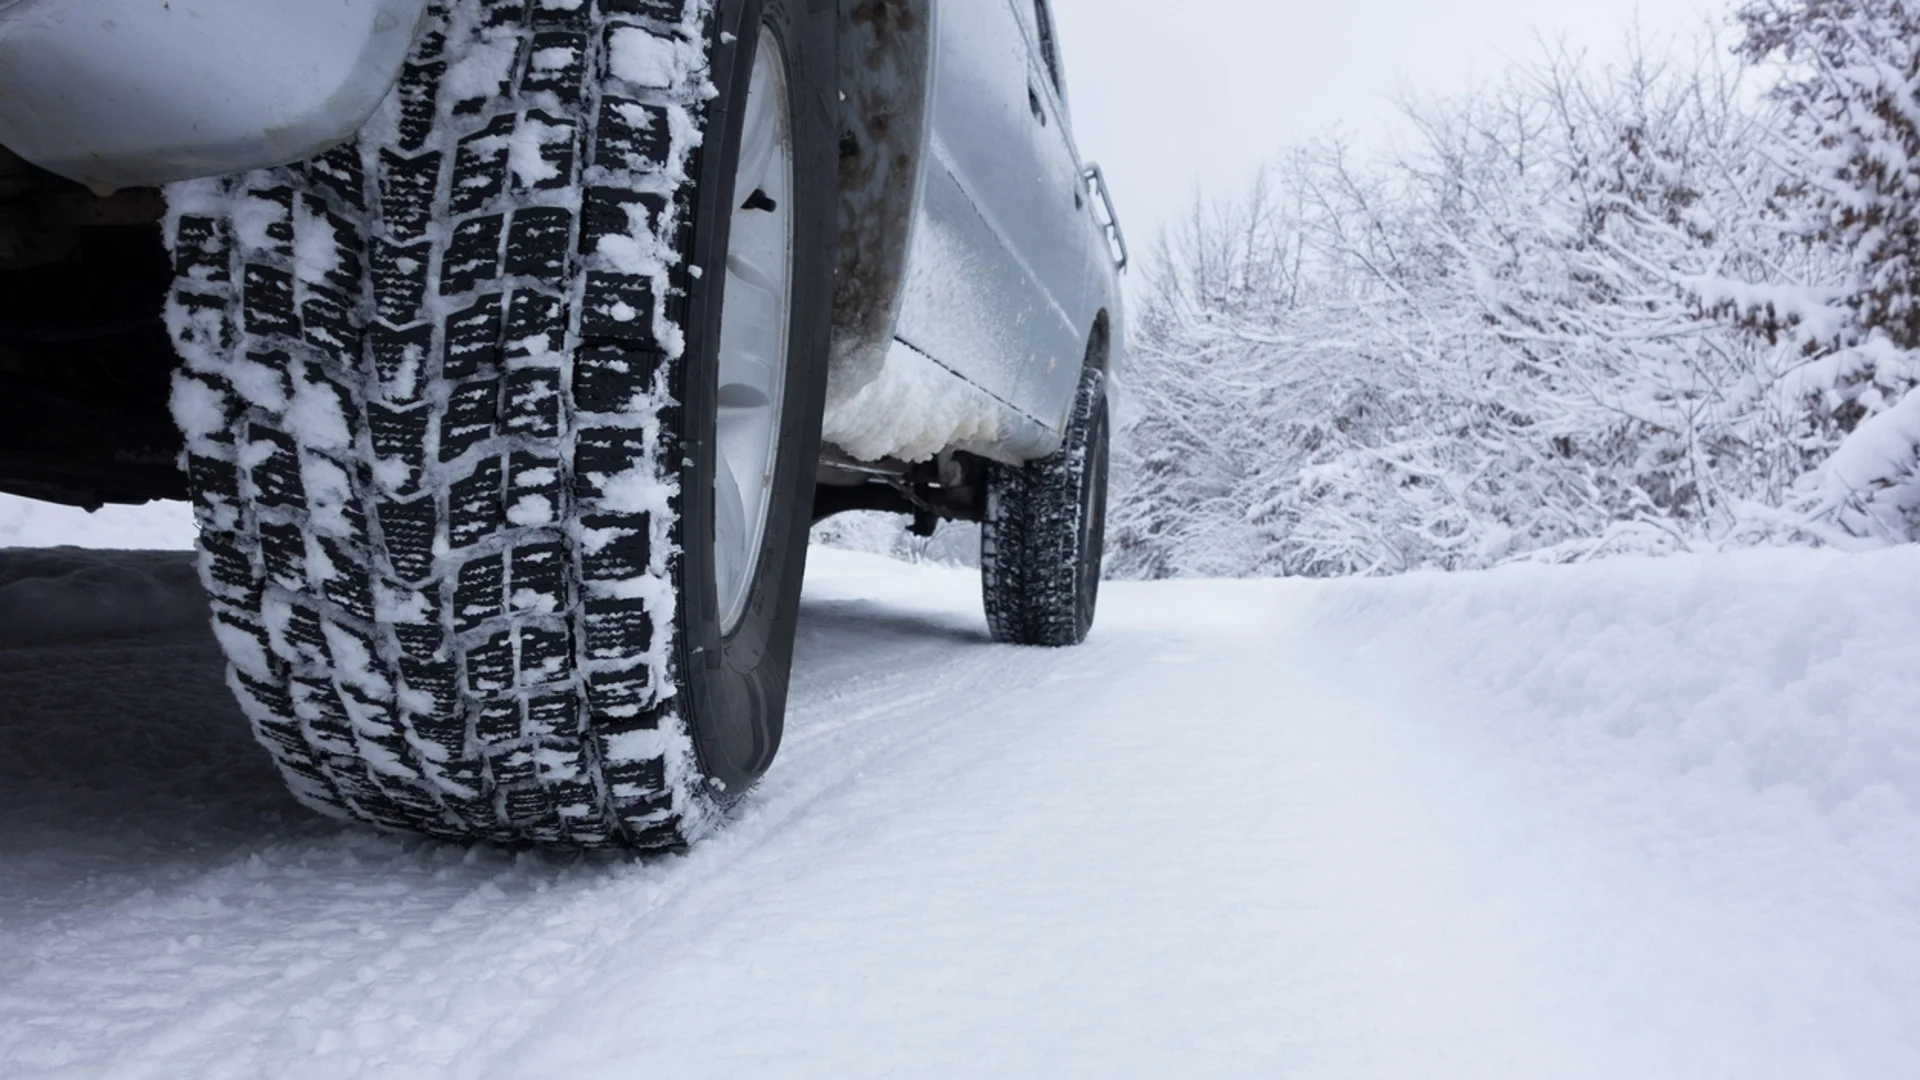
[0,0,1124,466]
[825,0,1126,466]
[0,0,429,191]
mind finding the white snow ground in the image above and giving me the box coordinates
[1,538,1916,1078]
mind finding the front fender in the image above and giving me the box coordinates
[0,0,427,190]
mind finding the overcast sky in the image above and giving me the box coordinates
[1049,0,1730,252]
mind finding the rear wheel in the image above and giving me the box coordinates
[164,0,833,848]
[981,366,1110,647]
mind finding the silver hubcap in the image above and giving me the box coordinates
[713,28,795,635]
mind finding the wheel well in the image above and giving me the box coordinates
[829,0,933,398]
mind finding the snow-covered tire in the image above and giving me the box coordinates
[162,0,834,849]
[981,367,1110,647]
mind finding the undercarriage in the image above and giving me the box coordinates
[0,147,986,529]
[0,149,180,509]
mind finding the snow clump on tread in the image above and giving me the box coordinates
[162,0,721,849]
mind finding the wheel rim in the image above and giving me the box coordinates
[713,27,795,636]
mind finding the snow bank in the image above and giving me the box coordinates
[0,494,196,550]
[809,510,981,568]
[1296,547,1920,1078]
[1309,547,1920,850]
[0,550,206,646]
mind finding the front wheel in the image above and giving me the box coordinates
[164,0,834,849]
[981,367,1110,647]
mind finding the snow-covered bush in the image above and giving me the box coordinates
[1113,7,1920,578]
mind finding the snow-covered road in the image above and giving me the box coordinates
[2,542,1916,1078]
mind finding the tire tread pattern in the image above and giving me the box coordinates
[981,367,1108,648]
[163,0,718,848]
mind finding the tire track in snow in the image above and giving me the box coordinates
[1,560,1080,1079]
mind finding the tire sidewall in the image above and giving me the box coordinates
[1074,377,1110,640]
[674,0,834,795]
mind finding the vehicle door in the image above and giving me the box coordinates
[1008,0,1107,428]
[892,0,1087,433]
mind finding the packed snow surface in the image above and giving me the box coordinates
[1,543,1916,1078]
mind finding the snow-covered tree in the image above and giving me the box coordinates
[1732,0,1920,541]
